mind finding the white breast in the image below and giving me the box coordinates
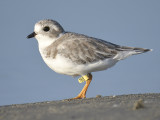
[39,50,118,76]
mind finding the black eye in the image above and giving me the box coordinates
[43,26,50,32]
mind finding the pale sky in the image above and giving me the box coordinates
[0,0,160,106]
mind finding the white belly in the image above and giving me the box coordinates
[41,53,118,76]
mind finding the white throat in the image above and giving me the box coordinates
[35,33,64,50]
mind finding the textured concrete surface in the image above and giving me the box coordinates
[0,93,160,120]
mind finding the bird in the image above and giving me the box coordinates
[27,19,151,99]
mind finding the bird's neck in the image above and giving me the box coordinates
[36,33,64,50]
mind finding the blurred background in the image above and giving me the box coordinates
[0,0,159,106]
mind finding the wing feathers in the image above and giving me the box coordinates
[45,32,151,64]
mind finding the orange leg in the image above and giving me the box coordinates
[73,73,92,99]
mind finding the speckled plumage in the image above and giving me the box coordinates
[44,32,150,65]
[28,19,151,76]
[44,32,117,64]
[27,19,152,99]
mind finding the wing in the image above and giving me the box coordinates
[55,32,119,64]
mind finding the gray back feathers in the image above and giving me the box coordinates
[44,32,151,64]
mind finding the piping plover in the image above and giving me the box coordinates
[27,19,151,99]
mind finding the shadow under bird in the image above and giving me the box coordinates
[27,19,151,99]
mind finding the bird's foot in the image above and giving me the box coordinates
[63,94,86,101]
[63,73,92,101]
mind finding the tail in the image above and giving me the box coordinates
[130,47,152,54]
[113,46,152,60]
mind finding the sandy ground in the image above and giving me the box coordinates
[0,93,160,120]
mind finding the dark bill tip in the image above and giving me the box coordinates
[27,32,36,39]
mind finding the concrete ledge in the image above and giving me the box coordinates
[0,93,160,120]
